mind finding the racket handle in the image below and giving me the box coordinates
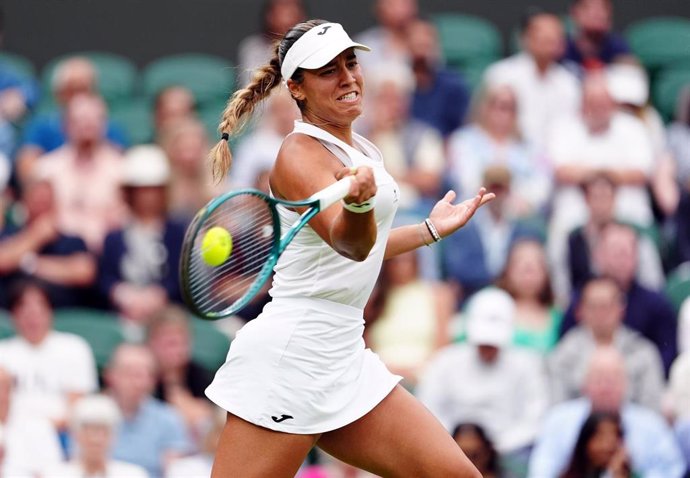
[311,176,354,210]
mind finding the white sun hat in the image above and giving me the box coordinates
[465,287,516,347]
[122,144,171,187]
[280,22,370,81]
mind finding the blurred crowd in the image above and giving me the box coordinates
[0,0,690,476]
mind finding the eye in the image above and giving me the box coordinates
[347,59,359,69]
[319,68,335,76]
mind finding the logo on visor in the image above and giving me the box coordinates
[317,26,332,35]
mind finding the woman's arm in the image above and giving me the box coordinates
[384,189,494,260]
[270,134,378,262]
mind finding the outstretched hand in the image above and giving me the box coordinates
[428,188,495,239]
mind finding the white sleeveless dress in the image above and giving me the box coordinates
[205,121,402,434]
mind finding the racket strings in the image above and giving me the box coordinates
[186,194,276,314]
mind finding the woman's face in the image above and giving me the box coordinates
[290,49,364,127]
[586,419,622,468]
[481,87,517,136]
[506,242,548,299]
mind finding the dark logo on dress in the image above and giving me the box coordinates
[317,26,332,35]
[271,414,294,423]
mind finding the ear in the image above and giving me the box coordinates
[286,79,305,102]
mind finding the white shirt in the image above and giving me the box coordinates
[45,460,149,478]
[230,127,284,189]
[416,343,549,453]
[166,454,213,478]
[0,412,63,477]
[0,332,98,422]
[484,53,581,152]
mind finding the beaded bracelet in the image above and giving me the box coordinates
[424,218,442,243]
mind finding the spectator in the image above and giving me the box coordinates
[549,277,665,410]
[153,86,196,141]
[236,0,306,85]
[484,9,580,152]
[452,423,503,478]
[230,87,300,190]
[355,0,418,74]
[496,239,563,354]
[0,173,97,308]
[0,279,98,426]
[406,18,470,138]
[147,305,214,440]
[563,0,631,72]
[668,351,690,421]
[365,250,454,386]
[447,83,551,215]
[528,346,686,478]
[105,344,192,477]
[560,411,634,478]
[560,222,678,374]
[166,408,225,478]
[441,166,543,300]
[668,85,690,192]
[98,145,185,341]
[16,57,127,184]
[36,93,127,252]
[46,394,148,478]
[562,174,664,301]
[159,117,218,223]
[0,366,63,477]
[417,287,549,460]
[364,67,444,212]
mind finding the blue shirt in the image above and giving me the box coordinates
[528,398,686,478]
[112,398,192,478]
[676,418,690,471]
[562,33,630,72]
[411,68,470,138]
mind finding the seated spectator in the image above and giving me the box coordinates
[105,344,192,477]
[562,174,664,301]
[236,0,306,85]
[167,407,225,478]
[417,288,548,460]
[560,222,677,374]
[496,239,563,354]
[406,18,470,138]
[547,72,655,269]
[563,0,631,72]
[560,411,634,478]
[36,93,126,252]
[447,83,551,215]
[452,423,503,478]
[0,173,97,308]
[229,87,300,190]
[0,366,63,477]
[0,279,98,426]
[355,0,418,74]
[147,305,213,440]
[484,8,580,152]
[669,86,690,192]
[16,57,127,185]
[47,394,147,478]
[365,250,454,386]
[528,346,686,478]
[441,166,543,300]
[153,86,196,141]
[549,277,665,410]
[98,145,185,341]
[364,67,444,212]
[159,117,218,223]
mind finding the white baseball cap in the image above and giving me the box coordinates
[71,394,122,430]
[465,288,515,347]
[606,63,649,107]
[280,22,370,81]
[122,145,171,187]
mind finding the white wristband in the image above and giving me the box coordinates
[342,196,376,213]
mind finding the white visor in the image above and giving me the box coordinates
[280,22,370,81]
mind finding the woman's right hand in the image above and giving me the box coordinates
[336,166,377,206]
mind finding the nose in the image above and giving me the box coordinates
[338,64,356,86]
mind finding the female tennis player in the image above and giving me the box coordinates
[205,19,492,477]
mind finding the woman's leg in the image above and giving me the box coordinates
[316,385,481,478]
[211,413,319,478]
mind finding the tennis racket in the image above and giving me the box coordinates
[180,176,355,320]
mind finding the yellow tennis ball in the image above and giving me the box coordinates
[200,226,233,267]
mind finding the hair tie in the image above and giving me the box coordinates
[221,132,229,141]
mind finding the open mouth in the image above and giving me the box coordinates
[337,92,359,102]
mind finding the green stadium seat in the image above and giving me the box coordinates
[52,308,125,369]
[142,54,234,108]
[0,309,14,339]
[190,316,230,372]
[665,262,690,313]
[110,99,154,145]
[0,52,36,79]
[41,52,138,107]
[432,14,502,69]
[455,58,495,93]
[626,17,690,72]
[652,67,690,122]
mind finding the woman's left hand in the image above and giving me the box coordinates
[428,188,495,239]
